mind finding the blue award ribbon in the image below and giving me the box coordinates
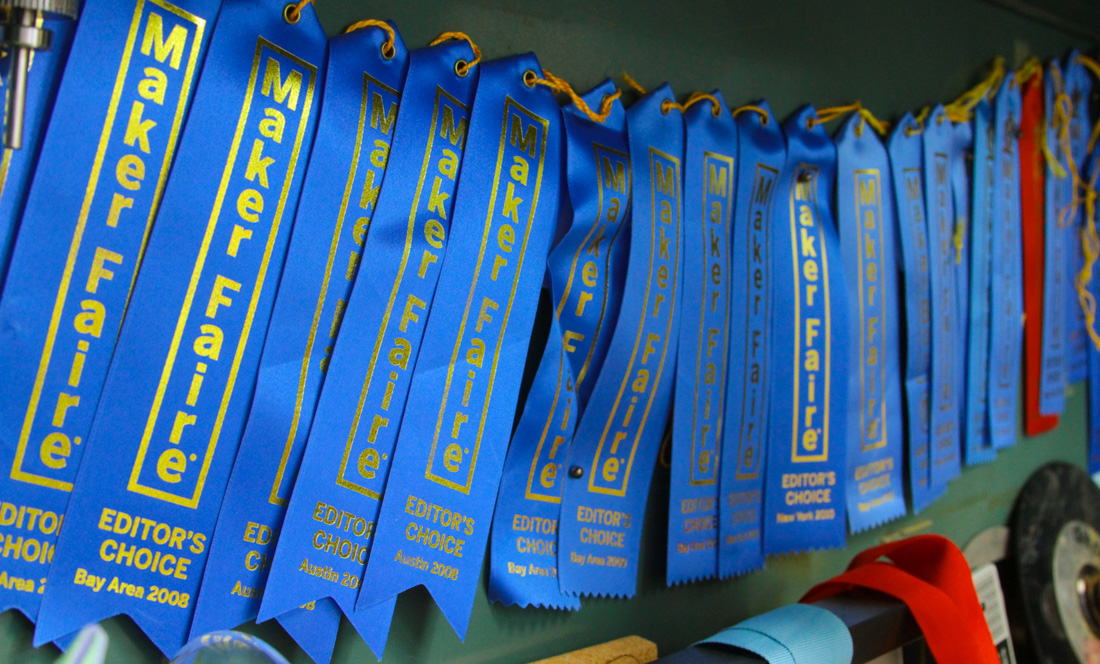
[836,115,906,533]
[1064,51,1091,384]
[921,105,961,489]
[548,80,630,411]
[557,83,683,597]
[488,80,629,610]
[188,23,408,662]
[717,101,783,578]
[950,119,972,441]
[34,0,324,653]
[257,38,477,654]
[1087,151,1100,480]
[489,313,582,610]
[1039,63,1068,416]
[668,91,734,584]
[987,76,1024,450]
[0,11,75,292]
[762,106,848,554]
[0,0,218,623]
[887,113,941,512]
[356,53,562,639]
[964,100,997,465]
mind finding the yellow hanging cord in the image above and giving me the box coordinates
[1078,55,1100,155]
[905,106,930,136]
[1065,53,1100,350]
[1055,102,1091,233]
[1016,57,1043,86]
[944,57,1006,123]
[857,107,890,136]
[344,19,397,59]
[283,0,312,24]
[429,31,482,76]
[807,102,862,127]
[732,104,770,123]
[620,72,682,113]
[806,101,888,137]
[952,220,966,264]
[1078,54,1100,81]
[622,71,647,96]
[527,69,621,123]
[949,81,966,264]
[657,429,672,470]
[683,91,722,117]
[1038,64,1069,182]
[1077,168,1100,350]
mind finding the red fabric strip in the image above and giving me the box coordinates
[800,535,998,664]
[1019,70,1060,435]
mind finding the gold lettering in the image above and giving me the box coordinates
[140,12,187,70]
[261,57,302,111]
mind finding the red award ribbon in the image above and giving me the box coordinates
[1018,65,1059,435]
[801,534,998,664]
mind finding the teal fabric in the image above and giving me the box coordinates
[699,603,853,664]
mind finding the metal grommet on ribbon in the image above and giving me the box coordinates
[682,91,722,117]
[344,18,397,59]
[430,30,481,77]
[622,71,683,115]
[905,106,929,136]
[283,0,311,24]
[733,103,770,125]
[697,604,853,664]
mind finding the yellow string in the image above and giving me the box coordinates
[732,104,769,123]
[1016,57,1043,85]
[620,72,682,113]
[683,91,722,117]
[944,57,1006,123]
[1078,54,1100,81]
[529,69,621,123]
[429,31,482,76]
[941,59,993,265]
[1069,54,1100,350]
[804,101,888,136]
[952,220,965,264]
[807,102,862,127]
[857,107,890,136]
[905,106,930,135]
[1038,65,1069,182]
[1079,56,1100,155]
[621,72,647,96]
[283,0,312,23]
[344,19,397,59]
[1077,168,1100,350]
[940,60,1007,269]
[658,429,672,470]
[662,99,685,114]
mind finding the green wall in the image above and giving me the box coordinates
[2,1,1097,662]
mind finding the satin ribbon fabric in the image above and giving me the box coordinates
[34,0,325,652]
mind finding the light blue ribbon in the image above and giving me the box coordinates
[698,604,853,664]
